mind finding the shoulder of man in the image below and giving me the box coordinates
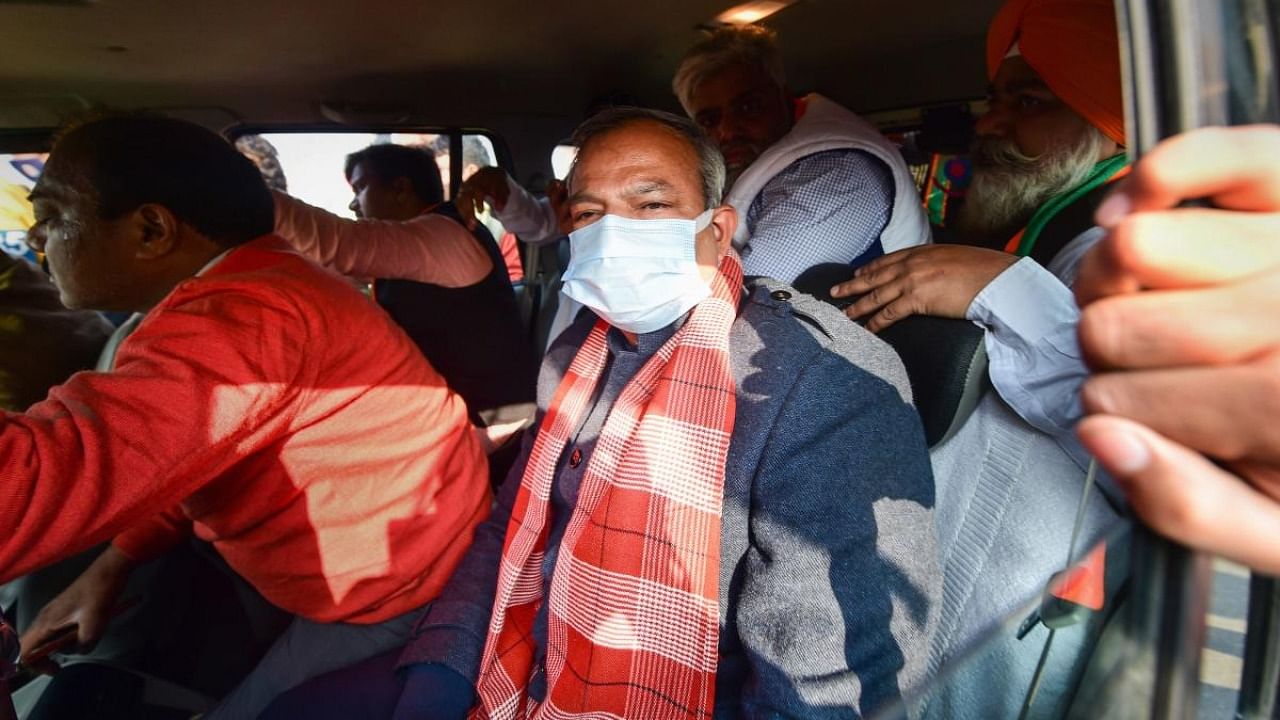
[421,202,507,271]
[165,238,361,335]
[430,201,495,239]
[737,277,913,404]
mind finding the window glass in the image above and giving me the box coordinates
[235,132,500,215]
[880,524,1257,719]
[237,133,438,217]
[0,153,45,262]
[422,133,499,199]
[551,144,577,181]
[235,130,522,287]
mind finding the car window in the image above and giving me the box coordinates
[232,131,500,216]
[0,152,44,262]
[550,144,577,181]
[870,521,1257,720]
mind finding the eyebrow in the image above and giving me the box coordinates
[732,86,770,103]
[1003,78,1054,94]
[623,179,675,198]
[567,189,602,205]
[567,178,677,206]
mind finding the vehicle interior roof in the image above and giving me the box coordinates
[0,0,1003,178]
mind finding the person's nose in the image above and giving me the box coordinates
[348,197,361,217]
[714,120,733,145]
[974,102,1011,138]
[714,110,746,146]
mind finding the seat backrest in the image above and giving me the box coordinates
[95,313,145,372]
[1,617,16,720]
[17,661,212,720]
[527,236,572,355]
[791,263,989,447]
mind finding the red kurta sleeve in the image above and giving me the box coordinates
[272,191,492,288]
[0,281,301,583]
[499,232,524,284]
[113,506,194,564]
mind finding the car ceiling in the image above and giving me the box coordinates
[0,0,1004,174]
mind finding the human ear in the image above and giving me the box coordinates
[695,205,739,281]
[391,176,415,202]
[709,205,737,255]
[133,204,179,259]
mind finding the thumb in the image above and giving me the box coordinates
[1078,414,1280,574]
[456,190,479,231]
[18,619,76,670]
[74,607,109,649]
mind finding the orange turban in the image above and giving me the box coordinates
[987,0,1125,146]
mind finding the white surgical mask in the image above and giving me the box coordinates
[562,209,715,334]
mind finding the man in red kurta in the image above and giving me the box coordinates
[3,115,490,718]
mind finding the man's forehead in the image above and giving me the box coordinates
[571,122,698,193]
[692,62,777,107]
[992,57,1056,95]
[29,167,78,204]
[347,161,376,185]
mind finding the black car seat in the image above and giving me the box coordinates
[527,235,572,355]
[2,617,17,720]
[17,662,212,720]
[791,263,989,448]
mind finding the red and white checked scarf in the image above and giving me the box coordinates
[472,251,744,720]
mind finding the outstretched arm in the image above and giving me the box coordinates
[833,243,1092,443]
[0,290,299,582]
[456,168,565,246]
[272,190,491,287]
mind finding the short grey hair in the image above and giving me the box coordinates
[569,106,726,209]
[672,25,786,116]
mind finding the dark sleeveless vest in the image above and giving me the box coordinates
[1024,181,1115,268]
[374,202,536,424]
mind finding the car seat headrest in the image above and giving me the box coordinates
[791,263,990,448]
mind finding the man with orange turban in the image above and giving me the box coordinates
[830,1,1130,717]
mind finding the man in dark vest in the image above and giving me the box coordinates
[272,144,537,451]
[832,0,1128,454]
[829,0,1130,716]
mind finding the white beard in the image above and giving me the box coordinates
[958,124,1112,246]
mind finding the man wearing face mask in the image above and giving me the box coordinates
[262,107,940,720]
[457,26,931,351]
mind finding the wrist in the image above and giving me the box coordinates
[96,545,139,583]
